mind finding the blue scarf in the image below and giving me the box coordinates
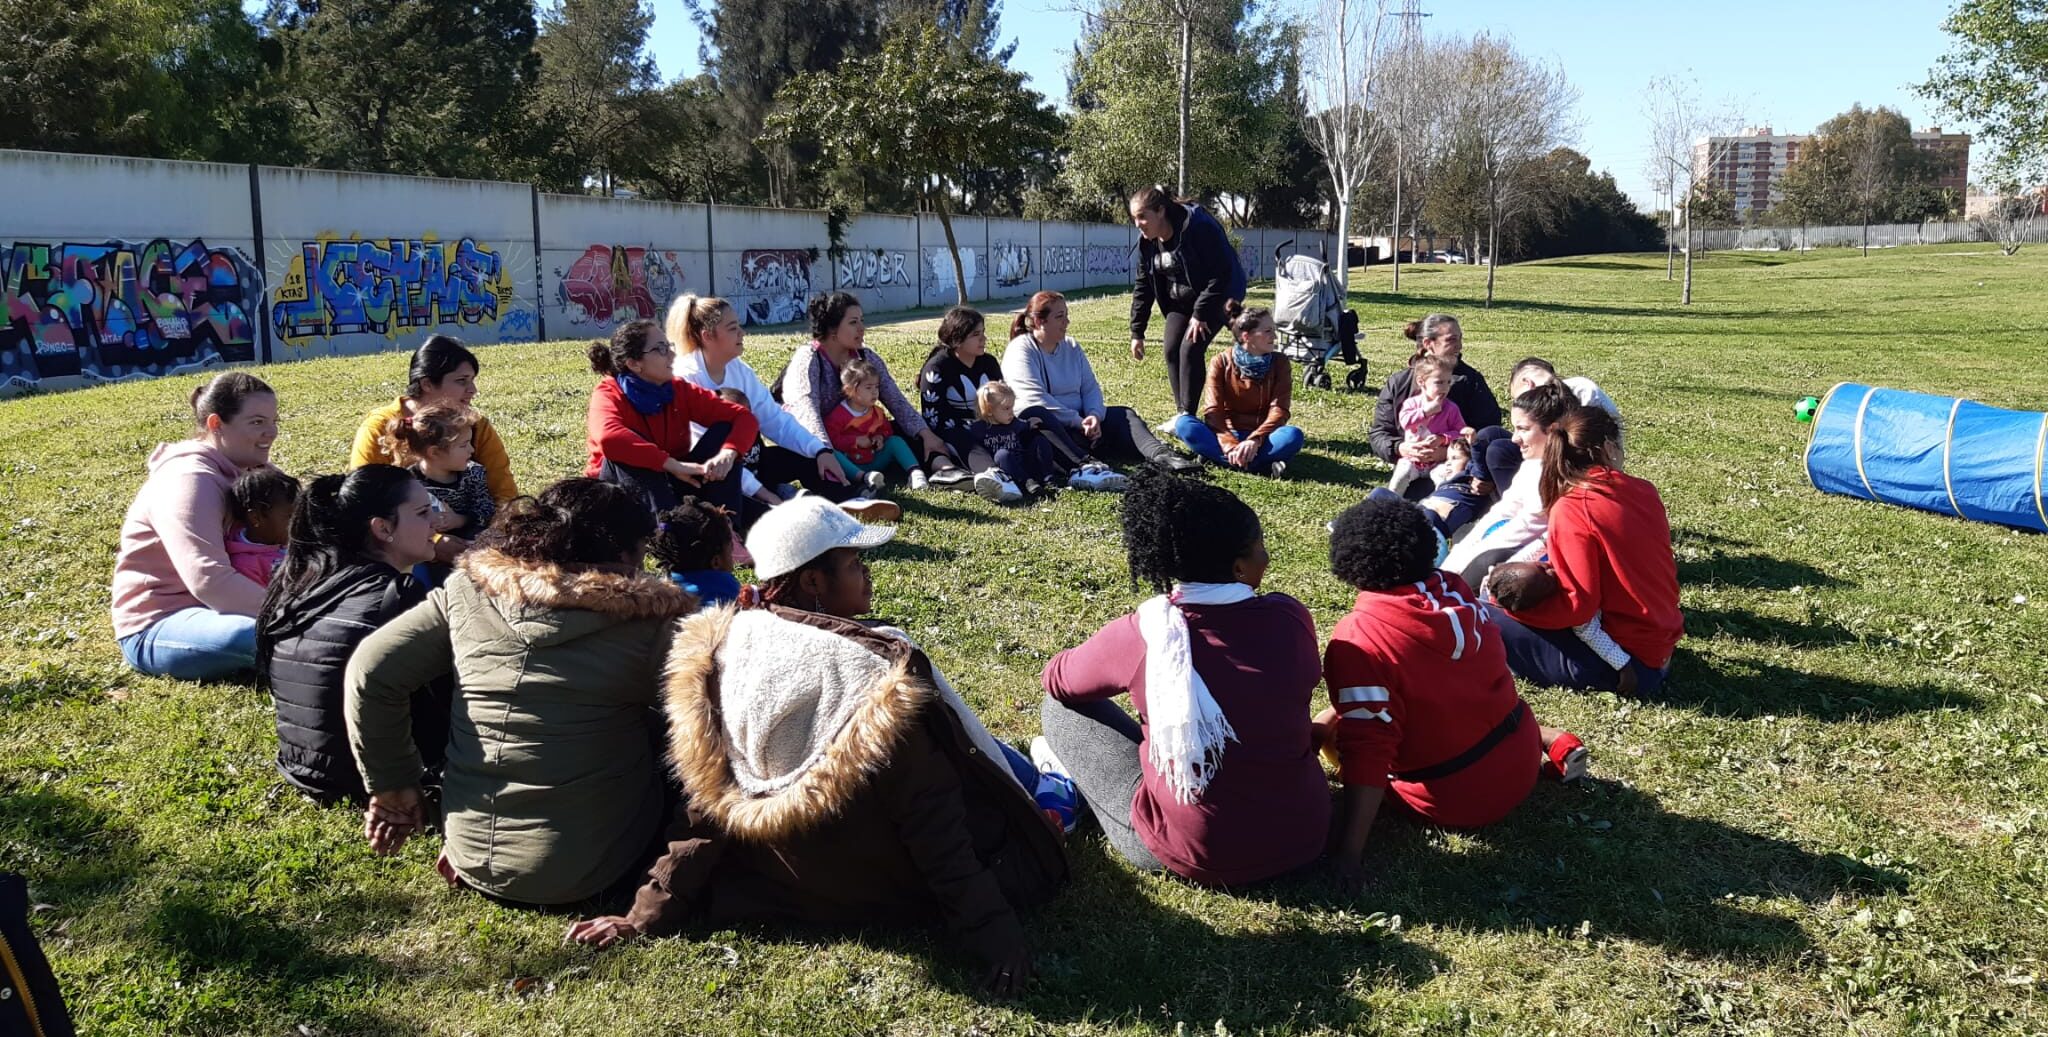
[1232,344,1273,380]
[615,372,674,416]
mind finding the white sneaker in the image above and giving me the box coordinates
[1069,466,1127,492]
[975,471,1024,504]
[1154,417,1179,438]
[908,469,930,491]
[1030,736,1070,778]
[863,470,887,494]
[1268,460,1288,479]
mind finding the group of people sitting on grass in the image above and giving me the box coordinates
[106,273,1681,993]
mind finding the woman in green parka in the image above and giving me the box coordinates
[343,478,695,907]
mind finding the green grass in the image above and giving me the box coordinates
[4,245,2048,1035]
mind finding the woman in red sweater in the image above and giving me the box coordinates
[585,319,760,514]
[1321,494,1586,893]
[1037,469,1329,886]
[1489,407,1682,696]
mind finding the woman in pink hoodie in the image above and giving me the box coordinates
[111,372,281,680]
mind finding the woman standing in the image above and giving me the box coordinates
[1002,291,1199,474]
[586,319,760,514]
[1127,187,1248,419]
[780,292,971,489]
[259,465,443,804]
[1038,470,1327,885]
[1490,408,1682,696]
[349,335,518,505]
[1170,306,1304,477]
[111,372,278,680]
[345,479,691,907]
[1367,315,1503,496]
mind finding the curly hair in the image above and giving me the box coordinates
[377,401,477,466]
[231,466,301,524]
[1329,494,1437,591]
[649,499,733,573]
[476,478,654,567]
[807,291,862,343]
[1119,467,1261,592]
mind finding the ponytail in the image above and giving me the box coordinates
[190,371,274,427]
[1011,290,1066,340]
[377,402,476,466]
[1539,407,1623,510]
[666,294,733,356]
[257,465,419,671]
[589,319,661,377]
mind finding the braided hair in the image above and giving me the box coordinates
[1119,467,1262,593]
[649,499,734,573]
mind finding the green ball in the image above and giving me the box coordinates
[1795,395,1820,422]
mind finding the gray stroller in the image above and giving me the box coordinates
[1271,239,1367,391]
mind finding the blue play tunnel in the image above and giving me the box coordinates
[1805,382,2048,533]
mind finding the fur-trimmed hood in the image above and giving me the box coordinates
[662,605,936,843]
[454,547,695,647]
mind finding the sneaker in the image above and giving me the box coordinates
[908,469,931,491]
[1151,452,1201,474]
[1546,732,1589,783]
[1267,460,1288,479]
[927,464,972,489]
[863,470,887,494]
[1069,466,1127,492]
[837,497,902,523]
[1029,735,1068,776]
[1153,416,1179,438]
[974,470,1024,504]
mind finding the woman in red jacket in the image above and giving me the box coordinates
[585,319,760,513]
[1488,407,1682,696]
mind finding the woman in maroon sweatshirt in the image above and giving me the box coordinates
[585,319,759,514]
[1038,469,1329,886]
[1489,407,1682,696]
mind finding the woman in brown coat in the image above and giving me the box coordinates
[1167,307,1305,477]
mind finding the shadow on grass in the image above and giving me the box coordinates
[1677,551,1846,591]
[1350,289,1777,322]
[1662,644,1978,719]
[0,786,141,908]
[894,496,1005,526]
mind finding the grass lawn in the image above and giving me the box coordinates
[4,245,2047,1036]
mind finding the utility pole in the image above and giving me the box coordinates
[1389,0,1428,291]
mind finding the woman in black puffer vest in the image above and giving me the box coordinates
[258,465,445,803]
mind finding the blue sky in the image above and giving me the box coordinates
[642,0,1977,210]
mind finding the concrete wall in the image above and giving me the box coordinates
[0,149,1337,393]
[539,193,707,337]
[0,150,261,391]
[1694,220,2048,251]
[258,166,539,358]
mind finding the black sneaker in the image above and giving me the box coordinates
[1151,452,1200,474]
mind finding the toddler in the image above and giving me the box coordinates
[228,466,299,586]
[825,357,920,493]
[380,402,494,541]
[1485,560,1638,695]
[650,500,741,609]
[1390,355,1471,495]
[968,381,1060,503]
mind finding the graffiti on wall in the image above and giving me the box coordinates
[923,247,979,297]
[835,249,911,291]
[271,236,515,344]
[556,244,682,328]
[1085,244,1131,276]
[733,249,812,326]
[991,242,1033,288]
[1043,245,1083,278]
[1,238,260,386]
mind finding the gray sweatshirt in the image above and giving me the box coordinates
[1000,334,1104,431]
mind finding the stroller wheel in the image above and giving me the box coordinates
[1305,368,1333,391]
[1345,366,1372,392]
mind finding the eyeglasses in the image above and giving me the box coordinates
[645,344,675,357]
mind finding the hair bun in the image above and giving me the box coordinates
[1402,320,1422,341]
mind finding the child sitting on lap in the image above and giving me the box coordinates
[381,402,494,558]
[1484,560,1638,694]
[826,357,920,493]
[650,500,741,609]
[1390,354,1471,495]
[228,466,299,586]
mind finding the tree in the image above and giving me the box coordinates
[1300,0,1391,294]
[610,77,751,203]
[1778,105,1948,255]
[1439,33,1575,307]
[764,24,1063,304]
[264,0,540,180]
[1973,185,2042,254]
[1641,74,1740,297]
[531,0,659,194]
[1518,148,1662,260]
[1921,0,2048,192]
[1682,183,1735,253]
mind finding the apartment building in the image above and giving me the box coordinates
[1692,125,1971,219]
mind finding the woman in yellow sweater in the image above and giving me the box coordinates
[348,336,519,504]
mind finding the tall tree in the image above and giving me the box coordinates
[1439,33,1575,307]
[763,24,1063,303]
[264,0,539,179]
[611,76,750,203]
[1517,148,1663,260]
[1778,105,1949,255]
[1921,0,2048,190]
[1301,0,1391,293]
[532,0,659,194]
[1641,74,1741,298]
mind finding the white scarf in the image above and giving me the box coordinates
[1137,581,1256,804]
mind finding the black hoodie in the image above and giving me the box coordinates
[259,561,443,802]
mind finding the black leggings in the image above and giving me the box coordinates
[1022,405,1172,469]
[1162,310,1218,417]
[597,421,743,514]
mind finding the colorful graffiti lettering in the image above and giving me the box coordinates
[271,236,511,343]
[923,247,979,296]
[0,238,260,386]
[992,243,1033,288]
[734,249,812,326]
[836,249,911,290]
[557,244,682,328]
[1043,245,1083,277]
[1085,244,1132,276]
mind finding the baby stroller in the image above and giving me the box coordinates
[1271,239,1367,391]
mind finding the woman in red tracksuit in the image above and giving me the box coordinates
[585,319,760,514]
[1320,494,1585,893]
[1488,407,1682,696]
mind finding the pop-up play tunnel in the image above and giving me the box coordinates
[1805,382,2048,533]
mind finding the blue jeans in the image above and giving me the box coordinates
[118,607,257,681]
[1490,609,1669,696]
[1171,416,1305,473]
